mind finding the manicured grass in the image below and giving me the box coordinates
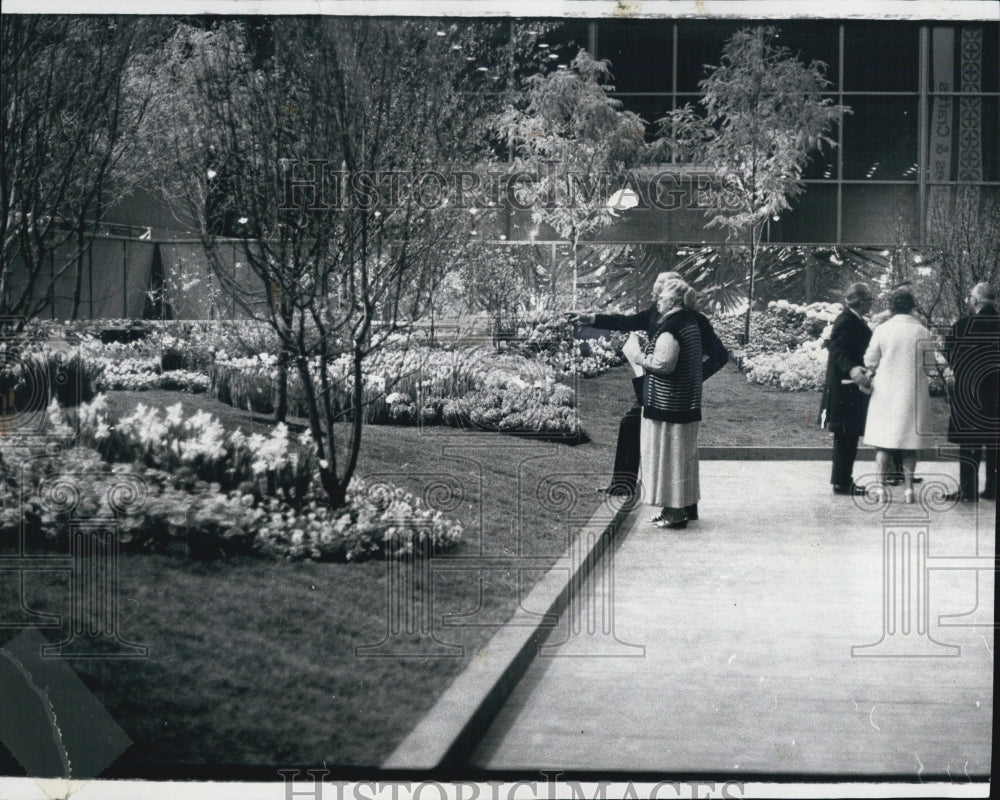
[698,361,833,446]
[0,364,952,777]
[698,361,951,447]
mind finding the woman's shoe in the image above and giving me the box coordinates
[867,485,889,503]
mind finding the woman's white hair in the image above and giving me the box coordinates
[657,275,697,310]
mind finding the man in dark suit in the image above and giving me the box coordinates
[568,272,729,508]
[944,282,1000,501]
[819,283,874,495]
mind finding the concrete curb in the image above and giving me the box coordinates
[381,494,635,771]
[698,446,953,460]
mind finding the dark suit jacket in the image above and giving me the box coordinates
[819,309,872,436]
[593,306,658,337]
[945,306,1000,445]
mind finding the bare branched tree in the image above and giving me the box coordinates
[927,188,1000,321]
[1,16,156,323]
[150,18,524,508]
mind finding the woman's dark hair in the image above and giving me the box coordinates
[890,288,916,315]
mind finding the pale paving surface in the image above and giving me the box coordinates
[471,460,995,776]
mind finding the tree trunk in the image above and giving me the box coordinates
[317,462,347,510]
[274,352,288,423]
[72,226,85,320]
[273,306,291,423]
[743,236,758,343]
[571,230,579,309]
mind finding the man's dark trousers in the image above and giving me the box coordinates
[612,409,643,491]
[831,433,860,488]
[609,377,645,492]
[959,444,998,499]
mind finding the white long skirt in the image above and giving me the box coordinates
[639,418,700,508]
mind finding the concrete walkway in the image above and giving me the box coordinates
[471,460,995,777]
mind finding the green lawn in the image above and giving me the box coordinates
[0,363,951,777]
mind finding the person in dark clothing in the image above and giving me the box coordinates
[819,283,875,495]
[944,282,1000,501]
[567,272,729,514]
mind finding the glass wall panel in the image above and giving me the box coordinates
[843,22,918,92]
[841,185,919,244]
[929,23,999,95]
[803,123,839,180]
[955,96,1000,182]
[774,20,841,90]
[842,95,919,180]
[926,95,999,183]
[776,184,837,243]
[597,20,673,93]
[674,20,744,92]
[974,23,1000,93]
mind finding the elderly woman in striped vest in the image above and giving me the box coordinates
[623,275,704,529]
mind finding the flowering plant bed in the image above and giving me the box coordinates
[721,299,951,394]
[0,396,463,562]
[742,338,828,392]
[711,301,841,392]
[92,357,211,393]
[515,313,628,378]
[17,315,619,438]
[211,344,583,438]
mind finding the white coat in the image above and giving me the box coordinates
[862,313,935,450]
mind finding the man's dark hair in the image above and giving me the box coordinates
[845,282,871,309]
[890,288,916,315]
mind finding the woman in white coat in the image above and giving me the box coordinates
[861,287,935,502]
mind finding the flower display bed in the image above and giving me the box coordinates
[5,317,626,439]
[210,346,583,438]
[1,396,463,563]
[712,300,949,394]
[709,300,841,391]
[0,365,634,773]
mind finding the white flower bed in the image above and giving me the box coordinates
[743,338,828,391]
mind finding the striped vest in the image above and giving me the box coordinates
[642,310,703,423]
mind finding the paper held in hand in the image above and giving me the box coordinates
[622,332,645,378]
